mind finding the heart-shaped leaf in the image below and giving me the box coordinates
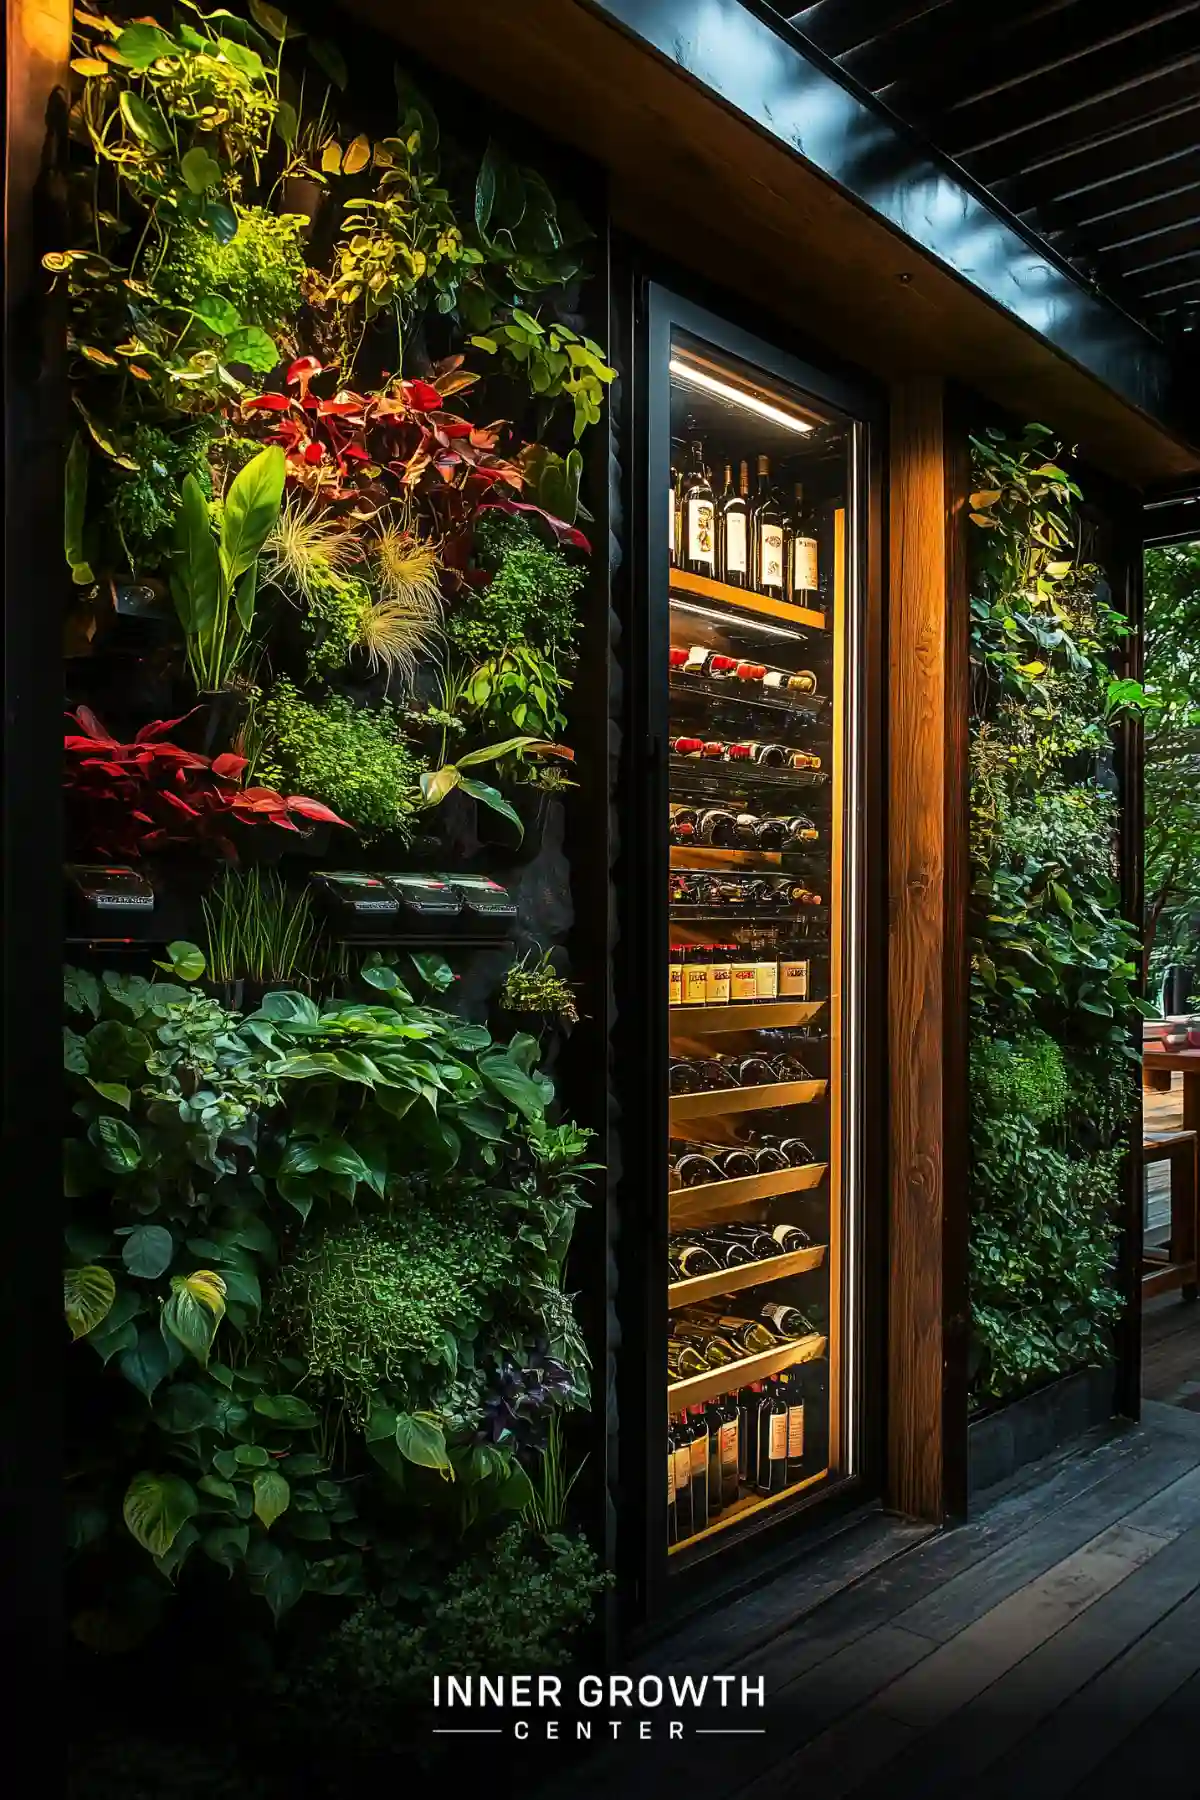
[64,1265,116,1340]
[123,1471,198,1557]
[122,1224,174,1280]
[253,1468,290,1529]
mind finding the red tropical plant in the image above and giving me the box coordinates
[63,707,349,861]
[241,357,589,548]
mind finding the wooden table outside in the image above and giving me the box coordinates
[1143,1047,1200,1132]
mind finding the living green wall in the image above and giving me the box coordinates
[59,2,613,1780]
[966,426,1142,1404]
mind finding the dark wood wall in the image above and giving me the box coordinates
[886,379,971,1522]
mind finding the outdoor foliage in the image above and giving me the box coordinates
[1142,541,1200,993]
[56,0,611,1734]
[967,425,1142,1402]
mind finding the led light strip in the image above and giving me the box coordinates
[670,597,809,642]
[669,358,815,434]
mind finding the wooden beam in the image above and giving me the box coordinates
[886,379,970,1522]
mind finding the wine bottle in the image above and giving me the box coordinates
[703,1224,780,1261]
[763,669,817,695]
[760,1302,817,1340]
[785,882,823,906]
[778,955,810,997]
[667,1419,679,1544]
[668,1239,722,1279]
[669,735,705,758]
[734,660,767,682]
[704,1400,724,1521]
[783,1366,807,1482]
[687,1404,710,1532]
[696,808,740,848]
[682,440,716,576]
[789,482,819,601]
[756,1378,788,1494]
[757,1134,818,1169]
[673,1151,727,1189]
[672,1322,743,1366]
[672,1415,694,1538]
[668,1340,708,1380]
[682,948,709,1008]
[770,1222,813,1251]
[683,645,738,678]
[684,1310,777,1354]
[751,455,786,599]
[783,815,820,842]
[669,465,680,568]
[787,751,822,772]
[720,459,751,589]
[717,1396,740,1508]
[737,1384,757,1484]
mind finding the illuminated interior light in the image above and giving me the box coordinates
[669,358,815,434]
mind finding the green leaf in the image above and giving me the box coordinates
[191,292,240,334]
[119,90,170,149]
[420,765,461,808]
[308,36,347,89]
[87,1080,131,1109]
[64,434,93,584]
[253,1468,290,1529]
[122,1224,174,1280]
[273,100,298,149]
[153,941,206,983]
[123,1471,198,1558]
[394,1411,451,1472]
[233,561,257,634]
[477,1050,547,1122]
[220,446,286,584]
[204,198,238,244]
[264,1550,306,1620]
[248,0,300,41]
[253,1393,320,1429]
[64,1265,116,1340]
[180,145,222,194]
[171,472,220,636]
[360,962,413,1000]
[460,776,523,840]
[223,326,279,374]
[115,22,179,67]
[96,1114,142,1172]
[154,1381,217,1433]
[203,1524,249,1572]
[161,1270,227,1365]
[235,1443,270,1467]
[408,951,455,993]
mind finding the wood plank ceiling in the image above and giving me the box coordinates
[779,0,1200,342]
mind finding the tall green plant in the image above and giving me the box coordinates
[171,445,285,691]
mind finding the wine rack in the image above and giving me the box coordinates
[670,1160,828,1226]
[668,1243,826,1310]
[671,998,824,1031]
[670,1467,830,1553]
[670,757,830,797]
[668,670,828,717]
[667,1331,827,1412]
[669,1078,826,1122]
[670,568,826,632]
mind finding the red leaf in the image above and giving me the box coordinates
[287,356,324,398]
[339,443,369,461]
[131,811,153,824]
[403,378,443,413]
[242,393,292,413]
[211,752,248,781]
[159,791,201,816]
[303,442,325,465]
[437,419,474,440]
[234,787,289,813]
[476,497,592,553]
[286,795,350,827]
[70,705,116,744]
[317,398,364,418]
[134,712,199,742]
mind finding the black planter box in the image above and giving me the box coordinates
[968,1363,1117,1500]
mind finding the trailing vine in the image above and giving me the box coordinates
[967,424,1144,1403]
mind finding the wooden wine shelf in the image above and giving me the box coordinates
[670,1161,829,1226]
[668,1243,826,1310]
[670,1079,826,1122]
[670,999,825,1032]
[669,845,784,870]
[668,1465,830,1554]
[670,568,827,632]
[667,1332,827,1412]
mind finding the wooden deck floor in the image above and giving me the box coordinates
[556,1410,1200,1800]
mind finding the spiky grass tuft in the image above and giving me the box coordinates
[264,499,357,603]
[360,524,443,688]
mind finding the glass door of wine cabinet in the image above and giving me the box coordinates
[655,304,869,1563]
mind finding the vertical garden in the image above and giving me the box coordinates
[59,0,613,1779]
[967,427,1143,1405]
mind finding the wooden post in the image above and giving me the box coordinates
[886,379,970,1523]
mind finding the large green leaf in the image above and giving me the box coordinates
[64,1265,115,1340]
[96,1114,142,1172]
[253,1393,320,1429]
[191,292,240,334]
[253,1468,290,1529]
[123,1471,198,1557]
[180,146,222,194]
[408,951,455,993]
[118,90,171,150]
[64,434,93,585]
[394,1411,451,1473]
[477,1049,547,1122]
[122,1224,174,1280]
[223,326,279,374]
[115,23,180,68]
[264,1550,307,1620]
[233,561,257,634]
[171,473,220,635]
[161,1270,227,1365]
[459,777,524,840]
[203,1524,249,1572]
[119,1326,175,1399]
[219,446,285,586]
